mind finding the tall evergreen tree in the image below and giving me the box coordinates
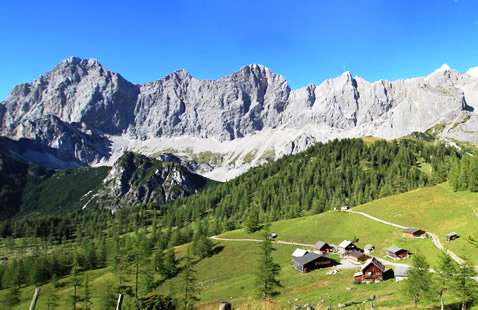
[182,253,199,310]
[435,251,456,310]
[451,260,478,310]
[256,222,281,298]
[401,254,434,307]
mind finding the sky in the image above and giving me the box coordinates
[1,0,478,100]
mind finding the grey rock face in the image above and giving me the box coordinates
[1,58,477,179]
[98,152,209,208]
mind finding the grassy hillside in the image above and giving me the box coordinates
[2,184,478,309]
[356,182,478,264]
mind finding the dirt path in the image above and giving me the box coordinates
[345,210,465,265]
[210,235,314,247]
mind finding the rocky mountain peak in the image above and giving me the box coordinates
[466,66,478,78]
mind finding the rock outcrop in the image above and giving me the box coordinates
[2,58,478,180]
[98,152,210,208]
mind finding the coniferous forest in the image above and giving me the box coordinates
[0,137,476,307]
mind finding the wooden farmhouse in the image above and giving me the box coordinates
[402,228,426,238]
[347,249,368,263]
[394,265,410,282]
[313,241,332,254]
[354,257,386,283]
[386,246,409,260]
[293,252,336,273]
[446,232,458,242]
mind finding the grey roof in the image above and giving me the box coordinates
[354,271,363,277]
[348,249,365,259]
[403,227,423,234]
[313,241,328,249]
[386,246,404,254]
[293,252,322,265]
[394,265,410,277]
[338,240,354,248]
[446,232,458,237]
[361,257,385,272]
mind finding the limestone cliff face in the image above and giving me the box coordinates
[98,152,210,208]
[1,58,478,180]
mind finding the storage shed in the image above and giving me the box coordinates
[394,265,410,282]
[446,232,458,242]
[313,241,332,254]
[386,246,409,260]
[347,249,368,263]
[402,228,426,238]
[293,252,336,273]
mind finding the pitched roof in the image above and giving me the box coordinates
[394,265,410,277]
[292,248,308,257]
[348,249,366,259]
[403,227,423,234]
[338,240,353,248]
[354,271,363,277]
[446,232,458,237]
[361,257,385,272]
[386,246,404,254]
[293,252,322,265]
[313,241,328,249]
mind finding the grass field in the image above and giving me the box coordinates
[2,183,478,309]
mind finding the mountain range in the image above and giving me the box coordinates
[2,57,478,181]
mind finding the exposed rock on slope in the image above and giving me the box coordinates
[2,58,478,180]
[98,152,211,208]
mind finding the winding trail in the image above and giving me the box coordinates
[345,210,465,265]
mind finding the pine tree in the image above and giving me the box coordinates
[256,222,281,298]
[451,260,478,310]
[182,253,199,310]
[435,251,456,310]
[2,286,20,309]
[84,272,92,310]
[401,254,434,307]
[163,249,177,278]
[245,208,260,233]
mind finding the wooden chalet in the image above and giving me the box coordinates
[347,249,368,263]
[313,241,332,254]
[446,232,458,242]
[293,252,336,273]
[386,246,409,260]
[402,227,426,238]
[354,257,385,283]
[394,265,410,282]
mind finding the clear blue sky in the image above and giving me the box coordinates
[1,0,478,100]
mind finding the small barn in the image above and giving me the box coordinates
[386,246,409,260]
[402,228,426,238]
[354,257,386,283]
[291,248,308,258]
[293,252,336,273]
[394,265,410,282]
[340,206,349,211]
[313,241,332,254]
[338,240,357,252]
[364,244,375,254]
[347,249,368,263]
[270,233,278,239]
[446,232,458,242]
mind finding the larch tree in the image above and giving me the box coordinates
[256,222,281,299]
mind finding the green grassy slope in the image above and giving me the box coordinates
[355,182,478,264]
[2,183,478,309]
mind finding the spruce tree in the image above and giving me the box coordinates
[182,253,199,309]
[256,222,281,298]
[435,251,456,310]
[401,254,434,307]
